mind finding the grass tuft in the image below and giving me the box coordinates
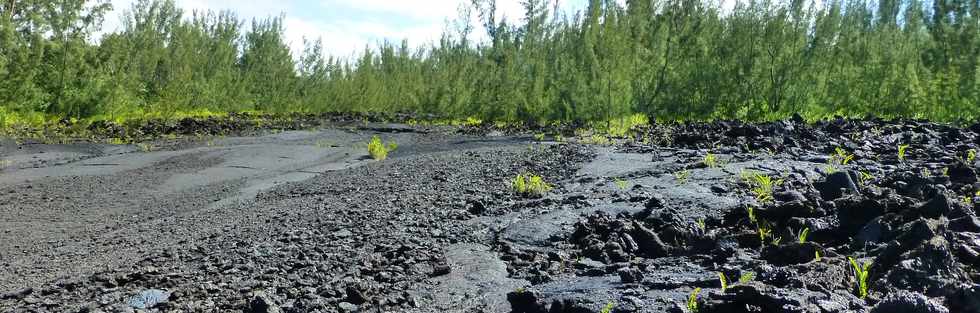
[704,153,719,168]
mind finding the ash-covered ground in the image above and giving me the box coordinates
[1,118,979,313]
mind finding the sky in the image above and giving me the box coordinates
[100,0,603,58]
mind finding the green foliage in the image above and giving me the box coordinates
[967,149,976,164]
[858,171,874,187]
[738,272,755,284]
[367,135,397,161]
[717,272,728,292]
[613,178,629,190]
[898,144,910,161]
[798,227,810,244]
[137,143,153,152]
[2,0,980,124]
[687,288,701,313]
[704,153,719,168]
[600,301,615,313]
[583,134,612,145]
[826,148,855,173]
[756,221,781,246]
[745,172,782,202]
[674,170,691,184]
[512,172,552,197]
[848,257,872,299]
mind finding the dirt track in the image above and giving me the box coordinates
[2,120,980,313]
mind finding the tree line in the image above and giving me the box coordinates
[1,0,978,124]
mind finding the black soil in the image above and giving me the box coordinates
[2,118,980,313]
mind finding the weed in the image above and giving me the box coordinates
[858,171,874,187]
[687,288,701,313]
[512,172,553,197]
[696,218,707,232]
[797,227,810,244]
[137,143,153,152]
[462,116,483,127]
[675,170,691,184]
[584,134,612,145]
[738,272,755,284]
[921,167,931,178]
[554,134,564,142]
[942,167,949,177]
[367,135,397,161]
[594,113,649,137]
[746,172,782,202]
[848,257,872,299]
[757,223,773,245]
[613,178,629,190]
[704,153,719,168]
[968,149,977,163]
[898,144,910,161]
[746,207,758,224]
[718,272,728,292]
[815,250,822,262]
[600,301,616,313]
[826,147,855,173]
[108,137,125,145]
[772,236,783,245]
[534,133,546,141]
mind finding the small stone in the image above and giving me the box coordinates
[127,289,170,309]
[338,302,358,312]
[431,264,451,277]
[246,291,282,313]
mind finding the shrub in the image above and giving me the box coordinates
[368,135,397,161]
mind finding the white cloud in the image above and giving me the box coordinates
[97,0,632,58]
